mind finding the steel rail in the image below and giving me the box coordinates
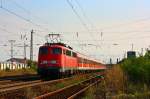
[34,75,103,99]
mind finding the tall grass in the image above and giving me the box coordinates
[80,67,125,99]
[82,65,150,99]
[105,65,127,95]
[104,65,150,98]
[0,68,37,77]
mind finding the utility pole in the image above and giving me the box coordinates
[24,42,27,59]
[9,40,15,63]
[110,58,112,65]
[131,43,134,51]
[21,34,27,60]
[30,30,34,61]
[117,58,119,64]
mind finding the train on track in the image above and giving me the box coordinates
[37,42,106,78]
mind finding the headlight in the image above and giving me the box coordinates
[40,60,57,64]
[50,60,57,64]
[41,60,48,64]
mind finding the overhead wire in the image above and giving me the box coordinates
[66,0,90,32]
[75,0,100,32]
[99,17,150,31]
[0,0,50,50]
[67,1,150,61]
[66,0,99,52]
[0,26,15,34]
[66,0,96,41]
[10,0,53,31]
[94,17,150,48]
[10,0,59,35]
[68,0,101,43]
[66,0,90,54]
[9,0,60,43]
[74,0,103,50]
[9,0,30,14]
[1,0,150,61]
[0,0,52,36]
[66,0,103,59]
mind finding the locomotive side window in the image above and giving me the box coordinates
[72,52,77,57]
[63,49,66,55]
[66,50,71,56]
[78,57,83,63]
[52,48,62,54]
[39,47,48,55]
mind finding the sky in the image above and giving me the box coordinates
[0,0,150,63]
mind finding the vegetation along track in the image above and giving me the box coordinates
[0,72,103,99]
[34,75,103,99]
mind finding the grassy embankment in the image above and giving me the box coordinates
[0,68,37,77]
[82,50,150,99]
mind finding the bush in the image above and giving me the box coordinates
[27,60,37,71]
[120,50,150,84]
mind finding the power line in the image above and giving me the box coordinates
[66,0,91,33]
[75,0,102,48]
[0,26,16,34]
[0,2,50,33]
[1,7,35,24]
[9,0,30,14]
[65,34,150,42]
[8,0,55,33]
[101,17,150,30]
[66,0,102,55]
[75,0,99,31]
[70,4,150,35]
[66,0,92,55]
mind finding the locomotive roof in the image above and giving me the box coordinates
[43,43,73,50]
[41,43,103,64]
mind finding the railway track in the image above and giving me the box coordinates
[0,74,41,89]
[0,80,12,85]
[0,72,103,99]
[34,75,103,99]
[0,74,40,81]
[0,80,42,90]
[0,76,76,99]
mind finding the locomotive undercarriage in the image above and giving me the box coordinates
[38,66,103,79]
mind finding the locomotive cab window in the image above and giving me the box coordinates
[51,48,62,54]
[66,50,71,56]
[39,47,48,55]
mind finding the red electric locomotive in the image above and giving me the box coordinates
[38,42,106,78]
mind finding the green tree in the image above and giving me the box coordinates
[121,50,150,84]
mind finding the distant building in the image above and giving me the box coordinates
[6,58,27,64]
[127,51,136,58]
[0,58,28,70]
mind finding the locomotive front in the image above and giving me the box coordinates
[37,44,63,78]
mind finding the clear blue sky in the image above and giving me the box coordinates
[0,0,150,63]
